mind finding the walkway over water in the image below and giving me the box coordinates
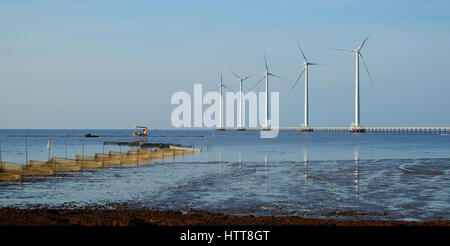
[217,127,450,134]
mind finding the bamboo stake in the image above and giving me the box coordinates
[64,134,68,159]
[25,134,28,164]
[119,137,122,167]
[82,136,85,161]
[47,136,51,161]
[136,148,139,166]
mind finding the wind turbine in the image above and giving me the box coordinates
[249,53,292,130]
[291,39,322,131]
[216,69,232,130]
[228,69,251,130]
[327,35,374,132]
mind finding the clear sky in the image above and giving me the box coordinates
[0,0,449,129]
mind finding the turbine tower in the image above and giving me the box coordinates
[291,40,322,132]
[216,69,232,130]
[328,35,374,132]
[228,69,250,130]
[249,53,292,130]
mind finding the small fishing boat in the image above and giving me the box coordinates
[132,126,148,137]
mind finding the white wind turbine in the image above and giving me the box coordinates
[249,53,292,130]
[327,35,374,131]
[216,69,232,130]
[228,69,251,130]
[291,39,322,131]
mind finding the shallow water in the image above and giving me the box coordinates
[0,129,449,221]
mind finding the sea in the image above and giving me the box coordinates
[0,129,449,221]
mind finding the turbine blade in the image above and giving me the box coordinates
[264,52,269,71]
[371,19,383,34]
[358,35,370,50]
[243,75,251,81]
[325,48,354,52]
[296,39,308,62]
[248,77,265,91]
[227,68,242,80]
[308,63,324,66]
[220,68,223,83]
[270,73,292,85]
[359,53,374,86]
[374,19,383,29]
[358,19,382,51]
[222,84,234,91]
[291,67,305,90]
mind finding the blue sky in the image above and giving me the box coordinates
[0,0,449,129]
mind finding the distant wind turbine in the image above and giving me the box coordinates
[327,34,374,131]
[228,69,251,130]
[291,39,323,131]
[249,53,292,129]
[216,69,232,130]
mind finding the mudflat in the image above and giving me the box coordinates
[0,208,447,226]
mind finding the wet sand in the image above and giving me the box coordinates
[0,207,447,226]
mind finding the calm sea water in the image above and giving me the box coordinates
[0,129,449,221]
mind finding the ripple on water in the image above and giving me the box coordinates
[0,131,449,221]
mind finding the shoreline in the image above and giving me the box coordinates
[0,207,448,226]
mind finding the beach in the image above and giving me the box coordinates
[1,207,448,226]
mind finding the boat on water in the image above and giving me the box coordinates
[169,145,200,152]
[132,126,148,137]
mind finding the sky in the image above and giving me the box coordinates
[0,0,449,129]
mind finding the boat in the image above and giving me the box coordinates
[132,126,149,143]
[169,145,200,152]
[132,126,148,137]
